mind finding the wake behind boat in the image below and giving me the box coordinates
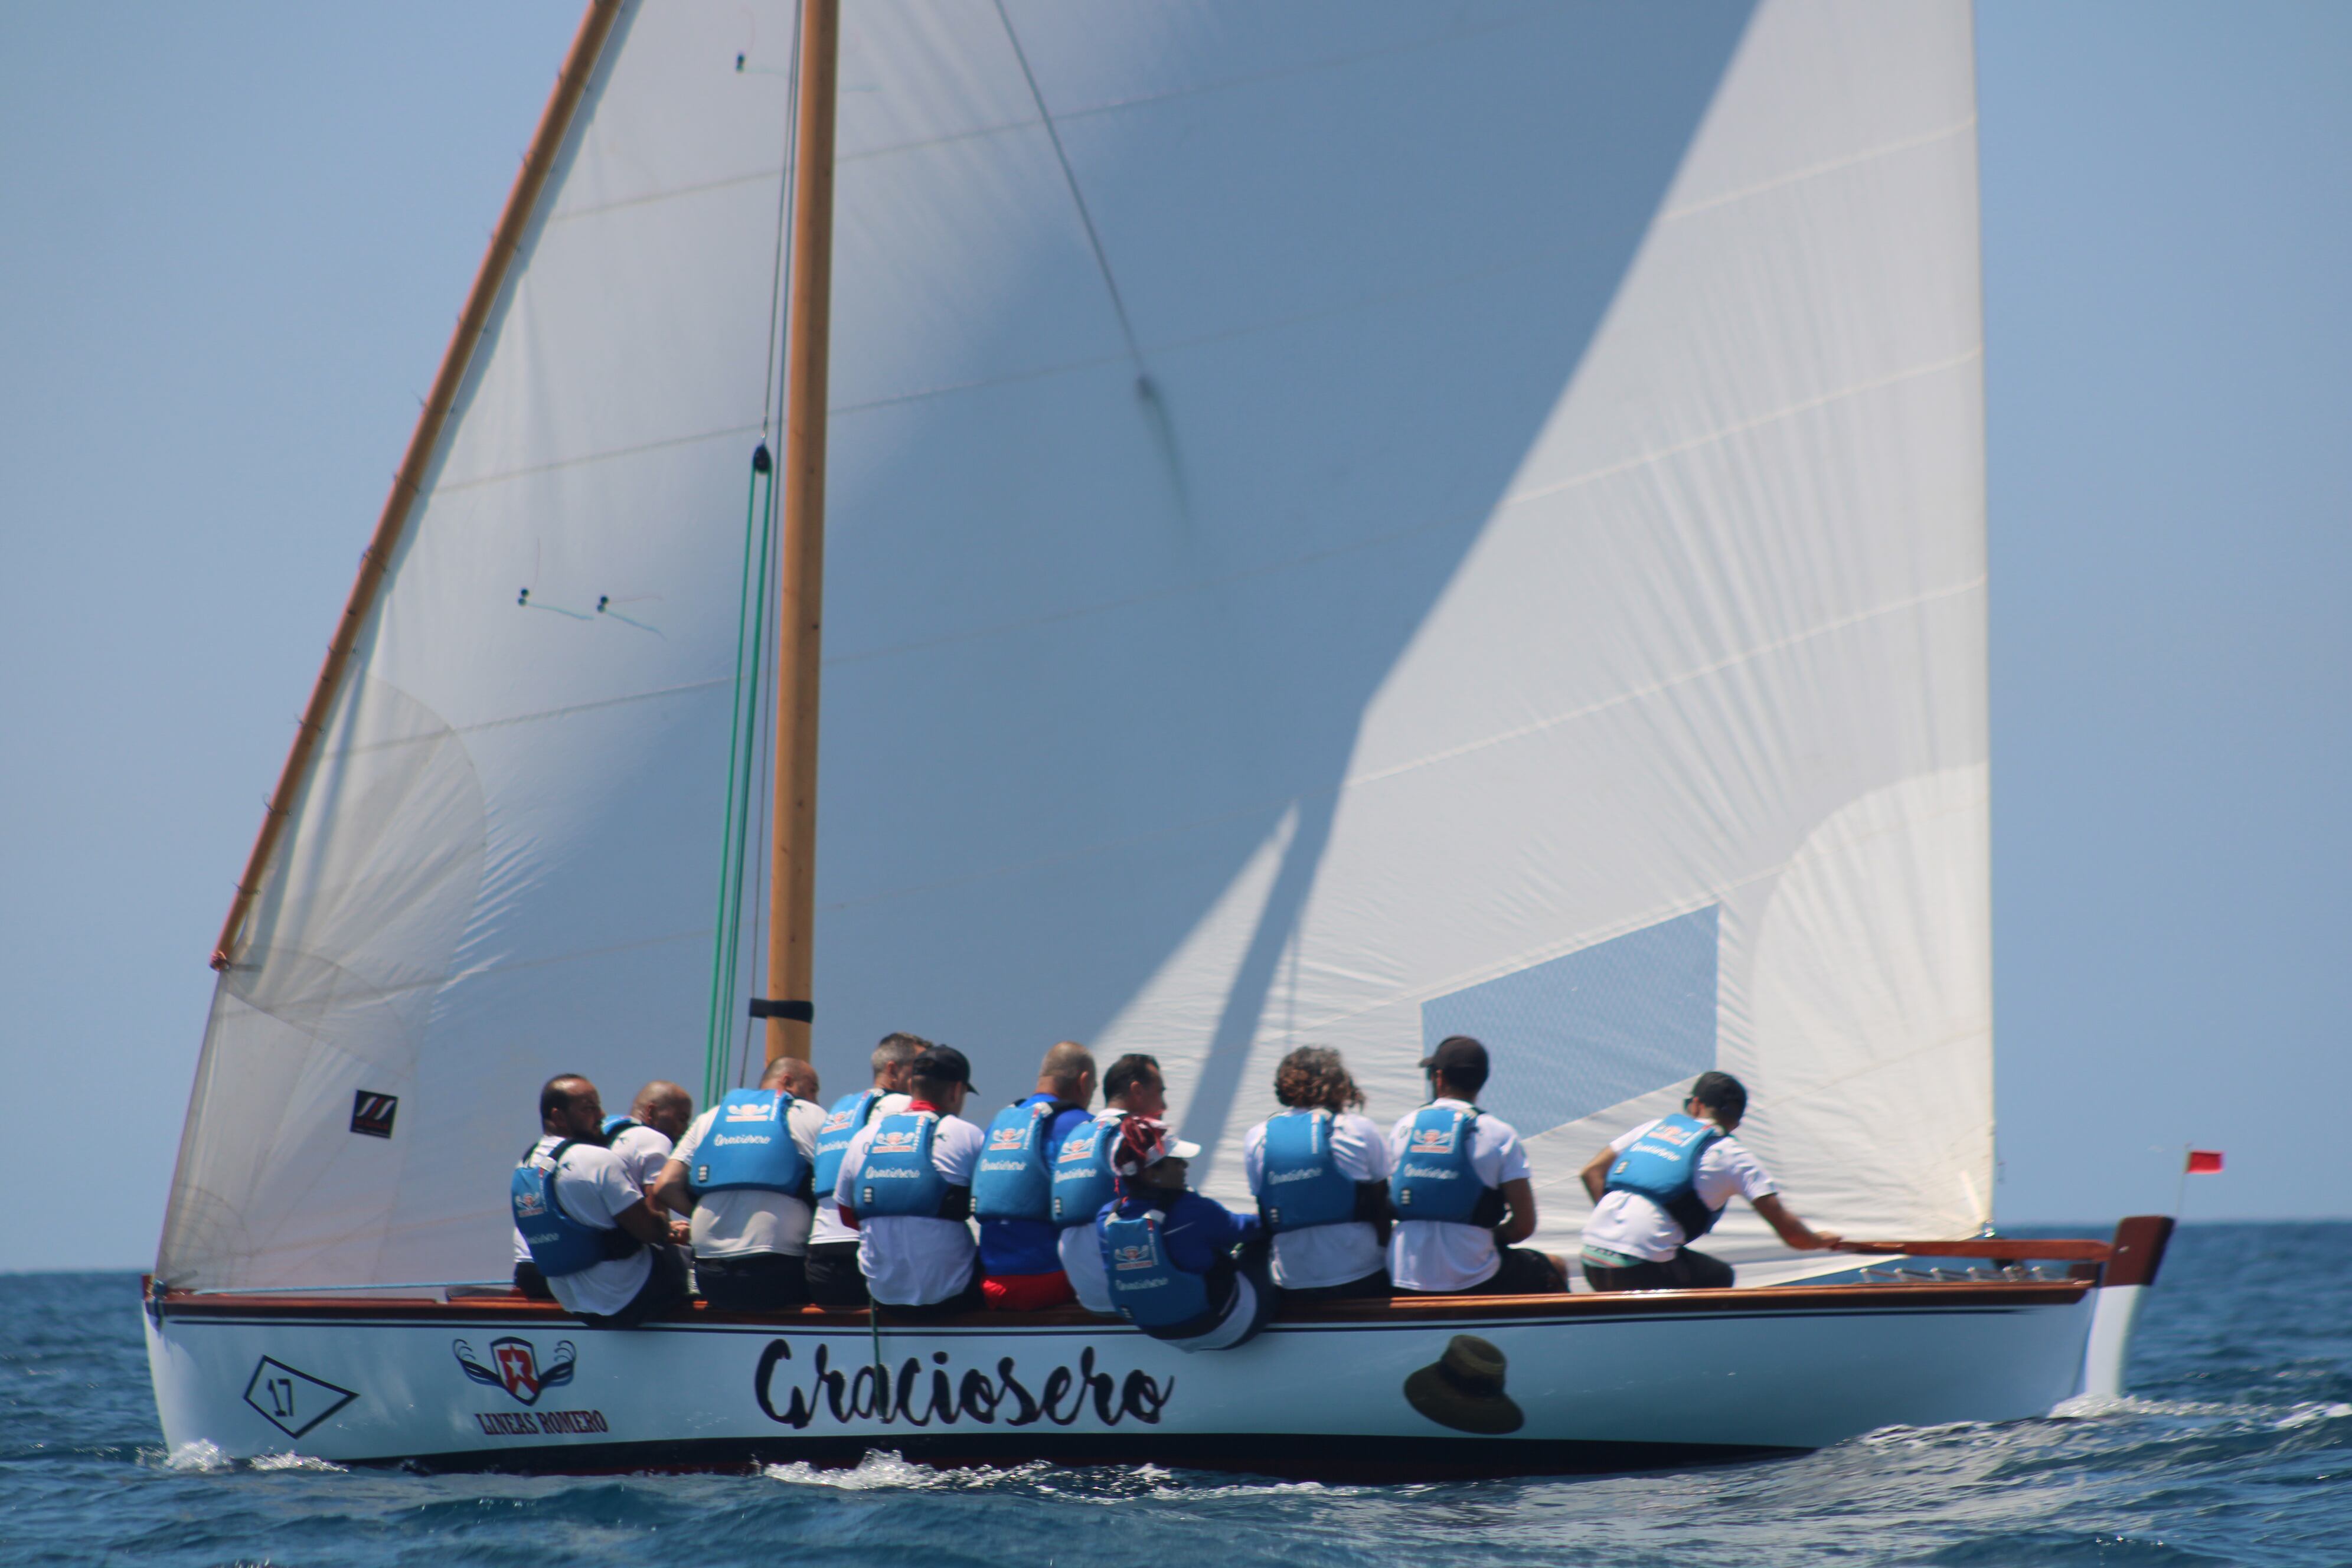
[149,0,2154,1476]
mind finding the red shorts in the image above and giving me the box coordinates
[981,1271,1076,1312]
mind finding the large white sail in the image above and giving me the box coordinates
[160,0,1987,1291]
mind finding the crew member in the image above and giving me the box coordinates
[1244,1046,1392,1301]
[806,1033,921,1307]
[610,1081,694,1246]
[651,1058,826,1311]
[1096,1117,1269,1352]
[973,1041,1098,1311]
[1577,1070,1841,1291]
[1387,1036,1565,1295]
[831,1044,986,1316]
[509,1073,688,1328]
[1056,1053,1164,1317]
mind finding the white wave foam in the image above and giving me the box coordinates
[164,1440,234,1474]
[249,1452,348,1472]
[760,1450,1050,1491]
[2272,1401,2352,1430]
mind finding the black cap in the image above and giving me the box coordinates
[1419,1035,1489,1082]
[907,1044,974,1087]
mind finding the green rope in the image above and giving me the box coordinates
[702,446,776,1108]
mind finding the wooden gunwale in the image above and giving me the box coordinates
[207,0,623,970]
[150,1275,2092,1326]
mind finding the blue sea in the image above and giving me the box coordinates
[5,1224,2346,1567]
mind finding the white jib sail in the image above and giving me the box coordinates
[159,0,1987,1291]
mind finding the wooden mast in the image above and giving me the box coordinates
[208,0,623,971]
[760,0,840,1063]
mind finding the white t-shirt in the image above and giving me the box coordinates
[832,1110,984,1306]
[609,1123,675,1192]
[808,1091,911,1247]
[1059,1222,1114,1314]
[669,1097,828,1259]
[1580,1118,1777,1263]
[1243,1110,1392,1289]
[517,1135,653,1317]
[1384,1100,1530,1292]
[511,1123,672,1263]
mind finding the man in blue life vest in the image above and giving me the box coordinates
[1244,1046,1393,1301]
[1577,1070,1842,1291]
[1057,1053,1165,1317]
[1097,1116,1270,1351]
[649,1056,827,1312]
[804,1033,922,1307]
[831,1043,988,1316]
[513,1079,693,1299]
[974,1041,1099,1312]
[1387,1036,1566,1295]
[509,1073,689,1328]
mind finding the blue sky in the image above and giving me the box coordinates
[2,2,2346,1270]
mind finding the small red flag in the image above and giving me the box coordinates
[2185,1149,2224,1174]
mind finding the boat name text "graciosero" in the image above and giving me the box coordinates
[754,1338,1172,1429]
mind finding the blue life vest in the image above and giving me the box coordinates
[509,1139,639,1278]
[1603,1112,1727,1239]
[690,1089,811,1197]
[599,1113,638,1141]
[1256,1110,1358,1233]
[813,1089,881,1203]
[1097,1205,1217,1334]
[855,1110,965,1218]
[972,1096,1064,1222]
[1051,1112,1122,1227]
[1389,1105,1506,1226]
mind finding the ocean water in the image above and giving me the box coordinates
[4,1224,2346,1567]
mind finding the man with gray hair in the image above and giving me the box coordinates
[804,1032,924,1306]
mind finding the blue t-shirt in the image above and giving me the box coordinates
[977,1097,1096,1276]
[1106,1188,1260,1276]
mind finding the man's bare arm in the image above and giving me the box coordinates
[1579,1146,1616,1203]
[1752,1193,1841,1251]
[649,1158,692,1217]
[1495,1177,1539,1247]
[613,1195,670,1245]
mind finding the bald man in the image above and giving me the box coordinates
[607,1080,692,1194]
[972,1041,1098,1311]
[652,1057,827,1312]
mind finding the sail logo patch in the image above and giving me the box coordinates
[349,1091,398,1139]
[454,1337,576,1407]
[724,1100,779,1124]
[872,1131,920,1155]
[821,1111,855,1133]
[1111,1243,1155,1271]
[1058,1132,1098,1163]
[1408,1128,1456,1156]
[989,1126,1032,1151]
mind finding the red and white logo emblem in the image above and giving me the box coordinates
[1409,1128,1455,1155]
[453,1337,577,1407]
[873,1130,920,1155]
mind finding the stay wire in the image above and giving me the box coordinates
[702,458,772,1108]
[756,4,806,435]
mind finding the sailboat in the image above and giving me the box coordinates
[145,0,2171,1477]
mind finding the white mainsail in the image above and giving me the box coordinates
[159,0,1987,1291]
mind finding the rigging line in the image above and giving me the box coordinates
[739,468,781,1090]
[990,0,1142,368]
[756,1,807,435]
[704,457,773,1106]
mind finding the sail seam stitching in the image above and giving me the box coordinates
[1657,117,1977,223]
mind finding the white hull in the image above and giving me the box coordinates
[147,1279,2105,1478]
